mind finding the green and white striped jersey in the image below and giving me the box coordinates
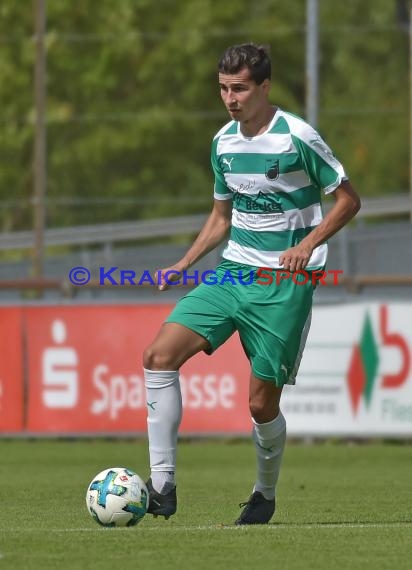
[211,108,347,270]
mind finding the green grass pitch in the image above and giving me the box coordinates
[0,439,411,570]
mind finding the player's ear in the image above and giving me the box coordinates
[261,78,271,94]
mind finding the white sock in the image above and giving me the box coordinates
[252,411,286,500]
[144,368,182,494]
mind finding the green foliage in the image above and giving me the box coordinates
[319,0,409,197]
[0,0,409,231]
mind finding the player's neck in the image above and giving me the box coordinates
[240,105,277,138]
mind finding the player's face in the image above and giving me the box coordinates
[219,67,270,123]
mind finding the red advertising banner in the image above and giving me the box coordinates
[25,305,251,434]
[0,307,24,432]
[3,302,412,437]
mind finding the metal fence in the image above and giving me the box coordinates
[0,217,411,303]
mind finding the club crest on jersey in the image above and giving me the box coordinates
[265,159,280,181]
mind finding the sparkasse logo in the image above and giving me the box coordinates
[347,305,411,415]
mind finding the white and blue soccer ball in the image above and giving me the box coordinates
[86,467,149,527]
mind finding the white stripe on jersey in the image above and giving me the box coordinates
[214,190,233,200]
[222,240,328,269]
[281,112,346,180]
[217,131,293,155]
[231,203,323,232]
[224,171,313,195]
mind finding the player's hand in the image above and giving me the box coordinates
[156,265,184,291]
[279,244,313,272]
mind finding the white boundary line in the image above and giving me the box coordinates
[2,522,412,533]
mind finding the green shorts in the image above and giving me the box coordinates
[165,260,315,387]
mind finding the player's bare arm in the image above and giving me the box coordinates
[157,199,232,290]
[279,180,361,272]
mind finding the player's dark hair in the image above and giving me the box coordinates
[218,43,271,85]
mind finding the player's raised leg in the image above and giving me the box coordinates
[143,322,210,519]
[235,375,285,525]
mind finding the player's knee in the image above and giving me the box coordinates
[249,399,280,424]
[143,344,178,371]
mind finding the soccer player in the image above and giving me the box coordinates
[143,43,360,524]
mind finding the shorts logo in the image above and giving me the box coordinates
[265,159,280,181]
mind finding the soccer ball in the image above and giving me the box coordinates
[86,467,149,527]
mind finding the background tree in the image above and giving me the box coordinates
[0,0,408,233]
